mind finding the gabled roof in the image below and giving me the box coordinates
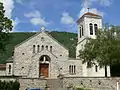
[45,31,68,50]
[15,31,68,51]
[77,12,102,23]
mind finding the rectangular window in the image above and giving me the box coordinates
[95,65,98,72]
[69,65,76,75]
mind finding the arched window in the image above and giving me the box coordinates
[46,46,48,50]
[81,25,84,36]
[89,23,93,35]
[74,65,76,74]
[37,45,40,52]
[94,24,98,35]
[50,46,52,52]
[95,65,98,72]
[33,45,35,53]
[41,45,44,51]
[79,27,81,38]
[9,65,11,74]
[71,65,73,74]
[69,65,71,74]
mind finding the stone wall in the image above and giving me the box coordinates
[59,59,83,77]
[13,31,69,78]
[63,77,120,90]
[0,77,47,90]
[0,70,6,76]
[0,77,120,90]
[19,78,47,90]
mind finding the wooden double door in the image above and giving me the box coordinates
[40,64,49,78]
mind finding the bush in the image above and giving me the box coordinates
[76,87,84,90]
[0,80,20,90]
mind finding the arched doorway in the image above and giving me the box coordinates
[39,55,50,78]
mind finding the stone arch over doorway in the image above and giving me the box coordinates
[39,55,51,78]
[39,55,51,63]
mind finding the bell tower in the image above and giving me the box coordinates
[76,12,102,58]
[76,12,102,43]
[76,12,111,77]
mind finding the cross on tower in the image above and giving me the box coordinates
[87,8,90,12]
[41,26,45,32]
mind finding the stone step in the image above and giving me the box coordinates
[46,87,66,90]
[46,79,64,90]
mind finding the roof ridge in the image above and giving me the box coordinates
[45,31,68,50]
[15,31,68,51]
[15,32,41,48]
[77,12,102,23]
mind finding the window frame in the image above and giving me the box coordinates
[94,24,98,35]
[95,65,98,72]
[79,27,81,38]
[8,65,11,74]
[50,46,52,52]
[33,45,35,53]
[89,23,93,35]
[69,65,76,75]
[46,46,48,50]
[41,45,44,51]
[81,25,84,36]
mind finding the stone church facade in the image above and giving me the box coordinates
[0,12,110,79]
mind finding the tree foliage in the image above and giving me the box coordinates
[79,27,120,67]
[0,2,13,53]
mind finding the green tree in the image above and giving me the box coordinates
[79,26,120,76]
[0,2,13,53]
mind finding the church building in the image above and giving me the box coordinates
[0,12,110,78]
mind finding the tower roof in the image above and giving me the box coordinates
[83,12,101,17]
[77,12,102,23]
